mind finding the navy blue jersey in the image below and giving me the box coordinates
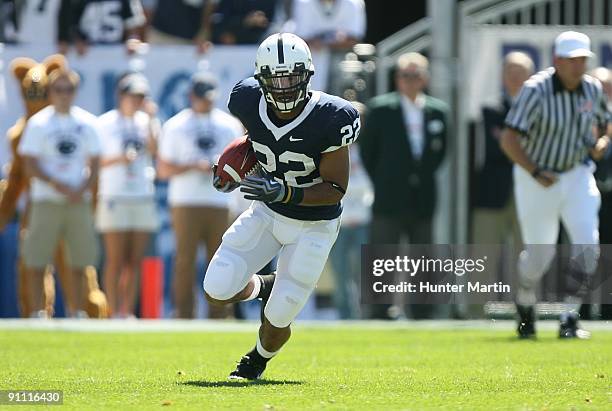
[228,77,360,221]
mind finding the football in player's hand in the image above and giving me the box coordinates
[214,135,259,187]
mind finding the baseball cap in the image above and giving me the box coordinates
[118,73,150,96]
[554,31,595,58]
[191,72,218,100]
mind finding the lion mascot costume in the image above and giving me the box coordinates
[0,54,108,318]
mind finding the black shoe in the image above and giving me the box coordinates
[559,314,591,339]
[228,355,266,381]
[516,304,536,339]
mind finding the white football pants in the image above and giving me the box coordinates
[203,201,340,327]
[513,164,601,306]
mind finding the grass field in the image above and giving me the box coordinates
[0,321,610,410]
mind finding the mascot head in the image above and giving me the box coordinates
[10,54,68,118]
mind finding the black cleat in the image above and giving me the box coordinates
[516,304,536,339]
[228,355,266,381]
[559,314,591,339]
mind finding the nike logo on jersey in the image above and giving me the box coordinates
[289,136,303,142]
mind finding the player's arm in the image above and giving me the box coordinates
[589,94,611,161]
[240,147,349,206]
[100,156,128,167]
[500,127,556,187]
[21,155,73,196]
[301,146,349,205]
[76,156,100,194]
[500,82,556,187]
[590,123,611,161]
[156,158,210,179]
[22,156,55,185]
[122,0,146,41]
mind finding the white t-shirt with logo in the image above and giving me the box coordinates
[18,105,101,203]
[98,109,156,199]
[159,108,243,207]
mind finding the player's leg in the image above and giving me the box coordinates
[329,226,352,318]
[229,217,340,380]
[101,232,127,316]
[369,215,403,319]
[202,206,233,319]
[21,202,63,317]
[122,231,151,317]
[513,166,561,337]
[203,203,281,307]
[406,218,435,319]
[171,207,201,318]
[558,165,601,338]
[64,201,100,317]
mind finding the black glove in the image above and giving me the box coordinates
[239,175,286,203]
[212,164,240,193]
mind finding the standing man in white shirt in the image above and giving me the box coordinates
[18,69,101,318]
[97,72,159,318]
[291,0,366,51]
[158,72,243,318]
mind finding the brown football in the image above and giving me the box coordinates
[215,135,259,184]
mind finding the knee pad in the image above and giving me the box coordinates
[264,278,313,328]
[222,207,268,252]
[287,233,332,288]
[518,246,555,289]
[203,249,248,301]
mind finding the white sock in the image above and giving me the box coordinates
[243,275,261,301]
[256,336,279,359]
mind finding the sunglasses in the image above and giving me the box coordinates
[51,86,76,94]
[398,71,424,80]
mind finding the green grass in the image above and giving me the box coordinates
[1,325,611,410]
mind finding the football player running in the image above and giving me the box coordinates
[203,32,360,380]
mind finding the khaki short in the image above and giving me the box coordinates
[22,201,99,269]
[96,198,159,232]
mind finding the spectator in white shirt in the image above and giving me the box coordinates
[289,0,366,95]
[97,72,159,319]
[18,69,101,318]
[157,72,243,318]
[290,0,365,51]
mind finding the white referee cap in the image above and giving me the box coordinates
[554,31,594,58]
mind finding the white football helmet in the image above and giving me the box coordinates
[254,33,315,113]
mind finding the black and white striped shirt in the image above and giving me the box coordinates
[505,67,611,172]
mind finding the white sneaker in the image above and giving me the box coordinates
[30,310,49,319]
[74,310,89,319]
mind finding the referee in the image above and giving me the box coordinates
[501,31,611,339]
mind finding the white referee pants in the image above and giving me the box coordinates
[513,164,601,306]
